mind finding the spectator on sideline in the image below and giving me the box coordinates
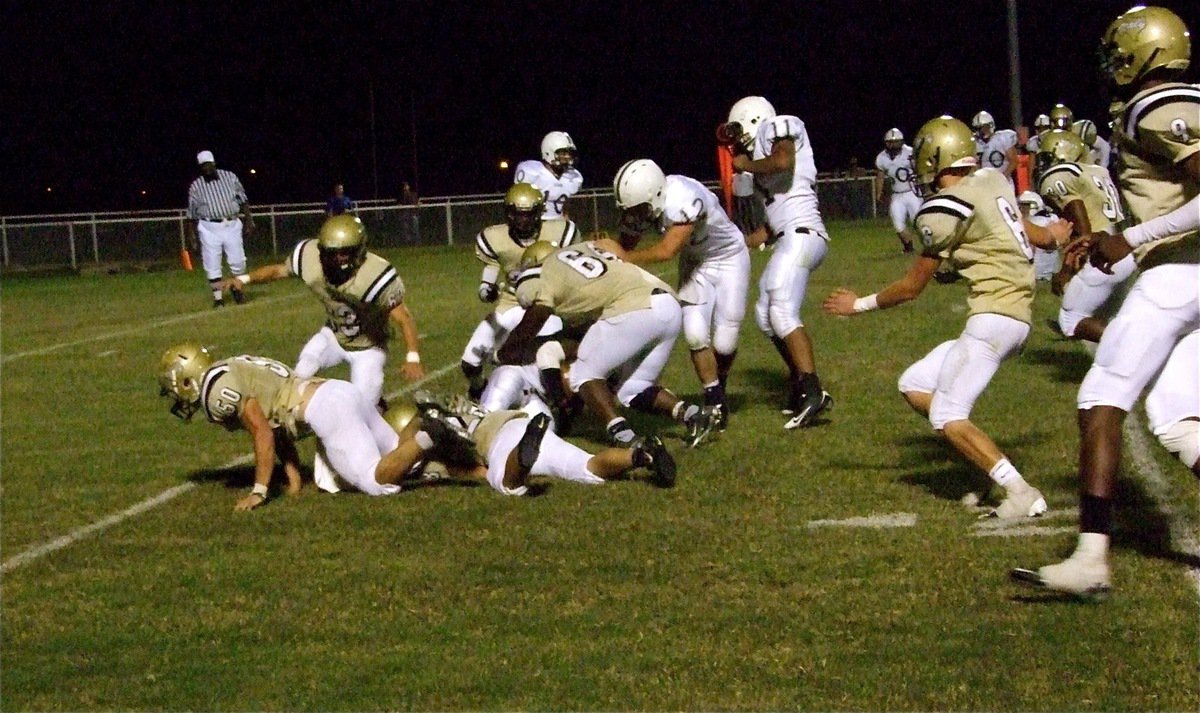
[399,181,420,243]
[326,183,355,216]
[185,150,254,309]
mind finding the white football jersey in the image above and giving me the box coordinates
[1087,135,1112,168]
[661,174,748,263]
[751,115,827,236]
[513,160,583,220]
[975,129,1019,174]
[874,145,915,194]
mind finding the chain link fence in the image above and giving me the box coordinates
[1,178,876,274]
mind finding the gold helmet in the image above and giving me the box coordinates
[317,214,368,285]
[1049,103,1074,130]
[1099,5,1191,92]
[505,182,545,246]
[1034,129,1088,178]
[911,116,978,196]
[158,342,213,421]
[383,397,421,437]
[519,240,558,269]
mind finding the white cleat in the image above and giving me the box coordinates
[983,487,1048,519]
[1011,556,1112,600]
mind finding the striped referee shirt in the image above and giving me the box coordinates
[187,169,248,221]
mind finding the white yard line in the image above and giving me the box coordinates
[1,293,304,364]
[0,362,459,575]
[807,512,917,529]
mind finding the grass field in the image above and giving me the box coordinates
[2,219,1197,711]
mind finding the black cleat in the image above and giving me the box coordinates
[784,390,833,429]
[633,435,676,488]
[212,299,226,309]
[232,288,247,305]
[517,413,550,476]
[421,411,478,466]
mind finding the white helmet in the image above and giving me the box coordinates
[726,96,776,152]
[613,159,666,217]
[540,131,577,169]
[971,110,996,137]
[1033,113,1051,133]
[884,127,904,144]
[1018,190,1046,213]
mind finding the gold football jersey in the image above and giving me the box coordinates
[1037,162,1125,234]
[468,409,527,460]
[476,219,579,312]
[1112,82,1200,268]
[915,168,1036,324]
[288,240,408,350]
[200,355,313,437]
[514,241,675,326]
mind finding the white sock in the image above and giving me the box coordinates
[988,458,1026,490]
[414,431,434,451]
[1073,532,1109,561]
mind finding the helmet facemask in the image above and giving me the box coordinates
[158,343,213,421]
[505,183,545,246]
[317,215,368,286]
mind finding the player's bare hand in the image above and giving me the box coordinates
[1046,218,1074,247]
[592,237,626,258]
[400,362,426,381]
[234,493,267,512]
[822,288,859,317]
[1090,233,1133,274]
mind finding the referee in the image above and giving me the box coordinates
[186,150,255,308]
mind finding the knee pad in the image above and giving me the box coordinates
[713,321,741,356]
[1057,308,1084,339]
[768,300,801,338]
[682,310,711,351]
[755,298,774,337]
[1159,419,1200,469]
[535,340,566,370]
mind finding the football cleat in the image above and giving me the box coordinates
[633,435,676,488]
[983,487,1048,519]
[421,410,478,467]
[784,391,833,430]
[231,287,247,305]
[1010,557,1111,600]
[606,419,637,446]
[684,404,719,448]
[715,402,729,432]
[516,413,550,476]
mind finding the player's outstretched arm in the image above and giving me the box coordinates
[235,398,276,512]
[823,254,942,316]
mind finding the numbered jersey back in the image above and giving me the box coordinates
[1037,162,1124,234]
[915,168,1035,324]
[515,241,674,324]
[200,355,309,436]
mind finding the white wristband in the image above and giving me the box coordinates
[236,274,252,285]
[853,294,879,313]
[406,351,421,364]
[251,482,269,498]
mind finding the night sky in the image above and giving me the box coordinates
[6,0,1197,214]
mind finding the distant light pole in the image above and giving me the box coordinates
[369,80,380,200]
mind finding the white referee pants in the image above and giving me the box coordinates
[198,218,246,280]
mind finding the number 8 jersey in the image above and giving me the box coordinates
[915,168,1036,324]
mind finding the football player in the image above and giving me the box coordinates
[218,214,424,409]
[1049,103,1074,131]
[1034,129,1133,343]
[408,398,678,495]
[823,115,1072,520]
[157,344,476,510]
[459,183,580,399]
[1013,5,1199,598]
[498,241,719,448]
[970,110,1020,185]
[599,158,750,427]
[725,95,833,429]
[1024,113,1052,154]
[874,127,919,254]
[1018,191,1061,282]
[513,131,583,221]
